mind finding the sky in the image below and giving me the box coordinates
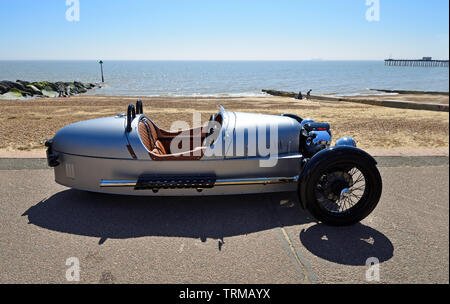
[0,0,448,60]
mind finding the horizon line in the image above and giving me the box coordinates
[0,59,391,62]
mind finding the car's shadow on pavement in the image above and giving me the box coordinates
[23,189,393,264]
[23,189,304,244]
[299,224,394,266]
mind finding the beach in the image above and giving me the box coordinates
[1,94,448,154]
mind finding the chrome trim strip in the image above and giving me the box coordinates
[100,180,137,187]
[215,176,299,186]
[99,176,299,188]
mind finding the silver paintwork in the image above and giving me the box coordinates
[52,116,130,159]
[222,112,302,158]
[52,106,302,161]
[51,106,304,196]
[53,153,302,195]
[49,106,340,196]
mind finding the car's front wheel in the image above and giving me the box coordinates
[301,153,382,226]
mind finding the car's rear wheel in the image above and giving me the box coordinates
[302,154,382,226]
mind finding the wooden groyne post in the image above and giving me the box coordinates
[99,60,105,83]
[385,58,449,67]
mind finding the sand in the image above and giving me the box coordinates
[0,94,448,153]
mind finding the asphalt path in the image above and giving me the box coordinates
[0,157,448,284]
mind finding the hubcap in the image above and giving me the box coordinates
[340,188,350,200]
[315,167,367,214]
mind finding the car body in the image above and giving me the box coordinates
[46,101,382,226]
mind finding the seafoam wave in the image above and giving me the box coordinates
[162,92,270,98]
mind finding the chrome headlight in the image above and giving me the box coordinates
[310,131,332,147]
[336,137,357,148]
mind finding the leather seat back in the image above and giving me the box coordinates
[139,118,167,155]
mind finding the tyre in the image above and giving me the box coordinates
[300,151,382,226]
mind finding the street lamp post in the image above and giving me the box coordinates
[99,60,104,83]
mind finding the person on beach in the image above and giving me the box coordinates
[306,89,312,100]
[296,91,303,100]
[66,85,71,97]
[58,84,64,98]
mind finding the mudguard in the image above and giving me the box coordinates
[298,146,377,209]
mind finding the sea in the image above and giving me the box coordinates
[0,60,448,97]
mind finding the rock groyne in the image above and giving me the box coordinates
[0,80,99,99]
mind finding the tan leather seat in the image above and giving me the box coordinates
[139,118,167,155]
[153,140,166,155]
[138,116,207,161]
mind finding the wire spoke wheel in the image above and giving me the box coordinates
[300,150,383,226]
[315,167,367,214]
